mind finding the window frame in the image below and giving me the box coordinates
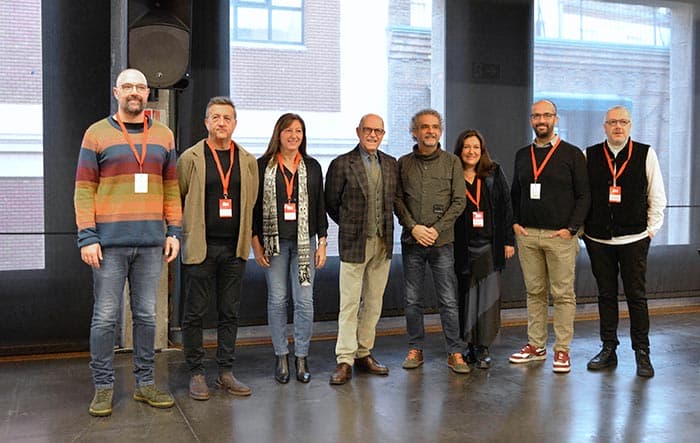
[232,0,305,45]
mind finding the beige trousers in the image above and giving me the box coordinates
[335,236,392,365]
[516,228,579,352]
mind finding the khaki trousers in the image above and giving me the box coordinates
[516,228,579,352]
[335,236,392,365]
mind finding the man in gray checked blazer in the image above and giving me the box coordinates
[325,113,400,385]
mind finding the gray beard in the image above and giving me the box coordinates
[123,105,143,116]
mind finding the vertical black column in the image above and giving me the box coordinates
[444,0,533,180]
[177,0,230,151]
[43,2,112,235]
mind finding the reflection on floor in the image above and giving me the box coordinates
[1,311,700,442]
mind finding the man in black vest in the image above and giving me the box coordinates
[583,105,666,377]
[584,106,666,377]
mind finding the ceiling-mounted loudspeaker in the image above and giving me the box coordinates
[128,0,191,89]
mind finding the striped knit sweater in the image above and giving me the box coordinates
[74,116,182,248]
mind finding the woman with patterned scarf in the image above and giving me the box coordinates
[252,113,329,384]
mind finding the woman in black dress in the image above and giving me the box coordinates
[453,129,514,368]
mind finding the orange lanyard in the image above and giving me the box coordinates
[465,178,481,211]
[603,139,633,186]
[116,114,149,172]
[277,152,302,202]
[530,138,561,183]
[206,140,235,198]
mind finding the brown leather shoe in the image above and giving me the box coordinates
[329,363,352,385]
[354,355,389,375]
[216,372,252,396]
[189,374,210,401]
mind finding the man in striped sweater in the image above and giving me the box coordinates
[74,68,182,417]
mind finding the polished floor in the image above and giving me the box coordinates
[2,309,700,443]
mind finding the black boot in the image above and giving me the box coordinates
[275,354,290,384]
[464,343,476,364]
[295,357,311,383]
[635,349,654,378]
[476,346,491,369]
[587,346,618,370]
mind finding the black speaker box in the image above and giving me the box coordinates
[128,0,191,88]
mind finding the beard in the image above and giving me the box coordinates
[534,124,553,139]
[121,96,145,116]
[422,136,439,147]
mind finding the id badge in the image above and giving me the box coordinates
[530,183,541,200]
[609,186,622,204]
[283,202,297,221]
[472,211,484,228]
[219,198,233,218]
[134,173,148,193]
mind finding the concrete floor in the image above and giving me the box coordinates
[1,310,700,443]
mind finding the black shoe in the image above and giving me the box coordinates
[587,346,618,370]
[295,357,311,383]
[476,346,491,369]
[464,343,477,365]
[635,349,654,378]
[275,354,290,384]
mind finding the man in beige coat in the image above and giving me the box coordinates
[177,97,259,400]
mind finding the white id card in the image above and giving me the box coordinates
[134,173,148,193]
[530,183,541,200]
[472,211,484,228]
[609,186,622,204]
[219,198,233,218]
[283,203,297,221]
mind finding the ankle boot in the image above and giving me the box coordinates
[295,357,311,383]
[275,354,290,384]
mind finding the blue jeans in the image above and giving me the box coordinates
[265,238,316,357]
[402,242,464,354]
[89,246,163,388]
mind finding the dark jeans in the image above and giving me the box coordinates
[584,236,651,351]
[182,241,246,374]
[402,242,464,354]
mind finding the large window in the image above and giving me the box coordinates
[535,0,670,46]
[0,0,44,271]
[533,0,692,245]
[230,0,443,255]
[232,0,304,44]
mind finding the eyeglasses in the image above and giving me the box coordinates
[119,83,148,93]
[605,119,631,127]
[530,113,556,120]
[361,127,385,136]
